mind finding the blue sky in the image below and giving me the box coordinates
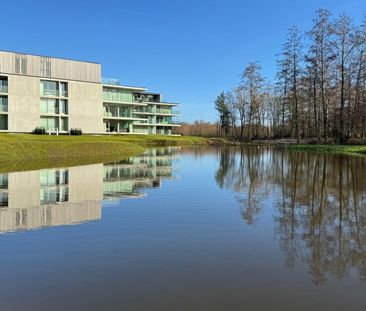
[2,0,365,122]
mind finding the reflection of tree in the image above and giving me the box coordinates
[215,147,366,284]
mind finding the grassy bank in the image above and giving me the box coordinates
[0,134,209,172]
[288,144,366,156]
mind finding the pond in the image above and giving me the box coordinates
[0,146,365,310]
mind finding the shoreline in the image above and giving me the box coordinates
[0,134,210,173]
[1,134,366,172]
[285,144,366,157]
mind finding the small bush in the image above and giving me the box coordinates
[70,128,82,136]
[32,127,46,135]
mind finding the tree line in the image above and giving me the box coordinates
[211,9,366,143]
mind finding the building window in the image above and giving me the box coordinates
[0,76,8,93]
[40,98,58,114]
[40,57,52,78]
[0,115,8,130]
[60,82,68,97]
[0,192,8,207]
[59,99,68,114]
[40,169,68,186]
[40,80,59,96]
[0,96,8,113]
[40,116,59,131]
[40,80,69,132]
[60,117,68,131]
[15,54,27,74]
[40,169,69,204]
[0,173,8,189]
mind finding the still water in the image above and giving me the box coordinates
[0,146,365,310]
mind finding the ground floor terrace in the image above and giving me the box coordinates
[103,119,180,135]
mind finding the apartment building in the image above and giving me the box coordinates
[0,50,180,135]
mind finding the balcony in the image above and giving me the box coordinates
[133,108,180,115]
[156,109,180,115]
[104,106,148,121]
[104,111,133,118]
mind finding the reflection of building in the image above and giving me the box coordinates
[103,147,178,199]
[0,147,178,233]
[0,164,103,233]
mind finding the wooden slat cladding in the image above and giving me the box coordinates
[0,51,101,83]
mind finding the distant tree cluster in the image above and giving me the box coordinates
[178,120,218,137]
[211,9,366,143]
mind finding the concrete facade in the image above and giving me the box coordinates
[0,50,180,135]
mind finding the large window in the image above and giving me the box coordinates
[0,115,8,130]
[0,192,8,207]
[0,77,8,93]
[60,82,68,97]
[103,88,133,103]
[60,117,68,131]
[40,187,68,204]
[40,80,59,96]
[40,80,69,132]
[40,116,59,131]
[40,98,58,114]
[0,96,8,112]
[40,169,68,186]
[59,99,68,114]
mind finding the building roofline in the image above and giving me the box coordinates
[0,49,100,65]
[102,83,147,91]
[138,92,161,96]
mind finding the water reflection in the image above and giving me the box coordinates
[215,146,366,284]
[0,147,178,234]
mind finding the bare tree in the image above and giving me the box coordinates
[241,62,264,140]
[282,26,303,143]
[334,14,358,143]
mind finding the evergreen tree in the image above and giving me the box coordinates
[215,92,231,136]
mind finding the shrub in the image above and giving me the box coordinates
[70,128,82,136]
[32,127,46,135]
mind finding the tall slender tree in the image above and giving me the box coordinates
[308,9,335,143]
[215,92,231,136]
[283,26,303,143]
[334,13,357,143]
[241,62,264,140]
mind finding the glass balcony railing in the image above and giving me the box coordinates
[104,109,133,118]
[133,108,180,115]
[133,108,154,114]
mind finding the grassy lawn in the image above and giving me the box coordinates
[0,133,209,172]
[288,144,366,156]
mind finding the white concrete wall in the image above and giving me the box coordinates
[68,81,104,133]
[5,73,103,133]
[7,75,40,132]
[68,164,104,202]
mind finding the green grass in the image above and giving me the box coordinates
[0,134,209,172]
[288,144,366,156]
